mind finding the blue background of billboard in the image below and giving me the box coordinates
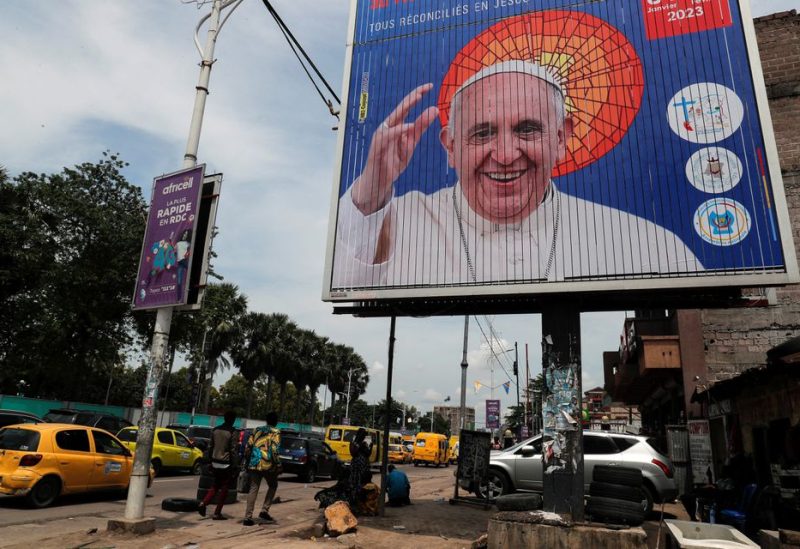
[337,0,786,273]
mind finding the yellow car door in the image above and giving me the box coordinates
[173,431,196,469]
[89,429,131,490]
[53,428,95,492]
[156,430,179,467]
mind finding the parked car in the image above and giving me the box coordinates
[117,426,204,476]
[166,424,213,451]
[388,443,412,464]
[0,409,43,428]
[278,434,342,482]
[43,408,131,435]
[0,423,152,508]
[461,431,677,514]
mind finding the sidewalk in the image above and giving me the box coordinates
[1,475,690,549]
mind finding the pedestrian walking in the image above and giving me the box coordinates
[197,410,239,520]
[243,411,281,526]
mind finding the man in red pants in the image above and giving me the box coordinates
[198,410,239,520]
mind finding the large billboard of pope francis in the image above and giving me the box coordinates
[322,0,798,302]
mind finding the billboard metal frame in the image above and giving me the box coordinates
[322,0,798,305]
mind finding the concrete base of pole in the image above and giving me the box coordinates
[488,514,647,549]
[106,517,156,535]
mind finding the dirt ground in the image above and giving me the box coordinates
[9,470,690,549]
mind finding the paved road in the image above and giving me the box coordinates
[0,462,455,529]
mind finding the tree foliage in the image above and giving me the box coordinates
[0,154,146,400]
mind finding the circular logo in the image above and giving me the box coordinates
[685,147,744,194]
[693,198,751,246]
[667,83,744,143]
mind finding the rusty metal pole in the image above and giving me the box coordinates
[378,316,396,516]
[541,308,584,521]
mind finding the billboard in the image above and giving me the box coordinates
[485,399,500,430]
[323,0,798,302]
[133,165,205,310]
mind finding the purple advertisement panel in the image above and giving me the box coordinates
[132,165,205,310]
[485,399,501,430]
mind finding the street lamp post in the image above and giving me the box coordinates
[123,0,243,524]
[345,367,353,421]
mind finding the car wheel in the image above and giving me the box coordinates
[26,476,61,508]
[304,465,317,483]
[162,497,201,512]
[151,458,162,477]
[589,481,646,503]
[641,484,655,515]
[586,496,646,526]
[414,461,419,467]
[495,493,542,511]
[191,459,202,476]
[479,469,511,500]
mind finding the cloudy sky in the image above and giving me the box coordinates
[2,0,797,426]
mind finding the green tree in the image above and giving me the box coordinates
[0,154,147,400]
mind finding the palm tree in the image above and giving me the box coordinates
[230,312,272,418]
[326,344,369,421]
[290,330,330,426]
[194,283,248,412]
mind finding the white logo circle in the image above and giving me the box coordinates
[693,198,752,246]
[667,83,744,143]
[685,147,744,194]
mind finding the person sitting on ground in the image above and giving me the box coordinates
[356,471,380,516]
[314,467,350,509]
[386,464,411,507]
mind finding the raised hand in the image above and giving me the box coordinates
[352,83,439,215]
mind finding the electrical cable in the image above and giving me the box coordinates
[261,0,341,119]
[472,316,515,385]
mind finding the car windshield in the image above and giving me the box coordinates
[281,437,305,451]
[0,428,41,451]
[389,444,402,451]
[117,429,138,442]
[167,425,188,434]
[44,411,77,423]
[190,427,212,438]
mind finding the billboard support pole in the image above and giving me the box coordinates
[459,315,469,431]
[541,308,584,521]
[378,316,396,516]
[122,0,238,523]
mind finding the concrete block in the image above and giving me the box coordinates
[106,517,156,535]
[488,513,646,549]
[325,501,358,537]
[781,529,800,546]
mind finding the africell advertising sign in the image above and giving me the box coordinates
[323,0,797,302]
[133,165,205,310]
[485,399,501,430]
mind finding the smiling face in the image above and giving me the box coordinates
[441,72,571,224]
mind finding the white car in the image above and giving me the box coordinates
[462,431,678,514]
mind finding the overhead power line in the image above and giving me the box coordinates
[261,0,341,120]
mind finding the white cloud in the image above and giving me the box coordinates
[370,361,385,373]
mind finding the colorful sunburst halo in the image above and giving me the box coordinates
[438,10,645,176]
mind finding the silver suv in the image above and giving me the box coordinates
[465,431,677,514]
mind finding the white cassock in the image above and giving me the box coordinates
[332,182,704,289]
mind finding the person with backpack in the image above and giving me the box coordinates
[243,411,281,526]
[197,410,239,520]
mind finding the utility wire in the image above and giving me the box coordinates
[472,316,515,385]
[262,0,340,120]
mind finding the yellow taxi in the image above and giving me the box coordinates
[117,426,203,476]
[0,423,150,508]
[388,443,412,464]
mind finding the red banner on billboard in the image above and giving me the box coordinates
[643,0,733,40]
